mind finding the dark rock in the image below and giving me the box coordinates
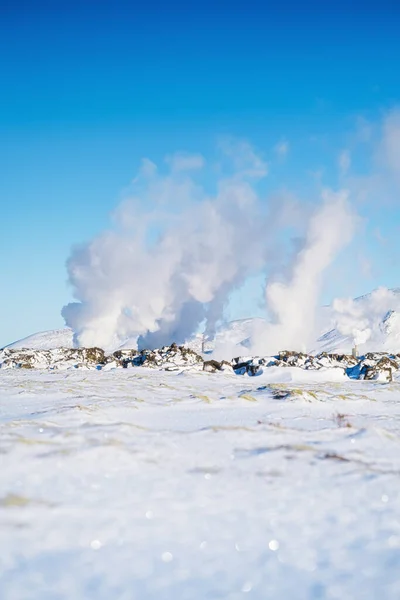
[203,359,223,372]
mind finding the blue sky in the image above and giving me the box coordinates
[1,0,400,346]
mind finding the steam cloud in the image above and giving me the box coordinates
[251,190,355,355]
[332,287,400,350]
[62,143,356,352]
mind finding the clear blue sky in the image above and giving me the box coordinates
[1,0,400,346]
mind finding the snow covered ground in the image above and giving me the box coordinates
[1,368,400,599]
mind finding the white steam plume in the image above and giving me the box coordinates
[63,144,299,350]
[250,189,356,355]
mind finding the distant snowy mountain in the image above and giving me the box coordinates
[5,288,400,355]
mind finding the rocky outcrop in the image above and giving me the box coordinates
[0,347,107,370]
[203,359,233,373]
[230,351,399,381]
[355,354,400,382]
[120,344,203,371]
[0,344,203,372]
[1,345,399,381]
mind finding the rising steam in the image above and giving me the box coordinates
[331,287,400,350]
[62,143,356,352]
[63,144,280,349]
[250,189,355,355]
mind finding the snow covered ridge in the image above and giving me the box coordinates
[1,344,400,382]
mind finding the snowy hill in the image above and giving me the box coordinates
[6,328,74,350]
